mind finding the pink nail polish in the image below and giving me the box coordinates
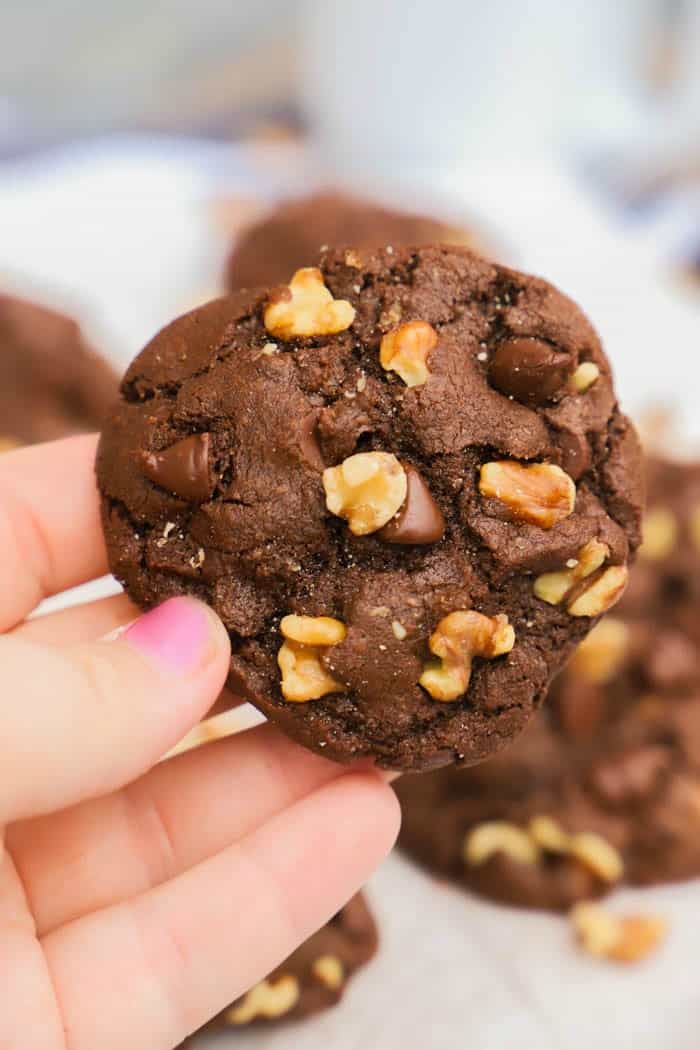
[123,597,212,674]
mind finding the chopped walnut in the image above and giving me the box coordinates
[528,815,571,854]
[569,831,624,883]
[466,815,624,892]
[379,320,438,387]
[323,451,407,536]
[277,615,346,703]
[263,267,355,340]
[344,249,363,269]
[640,506,677,560]
[478,461,576,529]
[312,954,345,990]
[534,539,609,605]
[392,619,407,640]
[567,566,629,617]
[226,976,300,1024]
[568,617,630,683]
[570,361,600,393]
[420,610,515,702]
[280,614,347,647]
[534,539,628,617]
[463,821,540,867]
[572,903,667,963]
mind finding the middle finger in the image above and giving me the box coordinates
[7,723,349,937]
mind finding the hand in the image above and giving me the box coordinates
[0,436,400,1050]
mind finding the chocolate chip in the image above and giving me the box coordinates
[489,338,572,405]
[378,465,445,545]
[555,427,591,481]
[142,433,212,502]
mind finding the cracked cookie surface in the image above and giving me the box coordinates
[97,246,643,770]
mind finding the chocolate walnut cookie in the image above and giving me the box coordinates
[397,455,700,907]
[0,292,117,446]
[97,246,643,771]
[179,893,377,1044]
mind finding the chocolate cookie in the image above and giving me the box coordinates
[0,292,117,445]
[225,190,480,291]
[180,893,377,1044]
[622,455,700,644]
[97,245,643,771]
[397,454,700,906]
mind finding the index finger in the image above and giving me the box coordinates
[0,435,107,630]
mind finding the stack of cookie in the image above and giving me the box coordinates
[397,454,700,958]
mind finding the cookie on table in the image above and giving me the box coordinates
[397,454,700,907]
[180,893,377,1044]
[0,292,117,447]
[224,190,482,291]
[97,245,643,771]
[622,455,700,643]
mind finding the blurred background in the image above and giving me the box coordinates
[2,2,700,1048]
[1,0,699,436]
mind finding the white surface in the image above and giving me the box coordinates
[3,138,700,1049]
[194,855,700,1050]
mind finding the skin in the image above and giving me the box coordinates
[0,436,400,1050]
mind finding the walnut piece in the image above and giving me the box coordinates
[420,610,515,702]
[639,506,677,560]
[226,976,300,1024]
[567,566,629,617]
[323,452,407,536]
[572,903,667,963]
[263,267,355,340]
[277,615,346,703]
[0,436,20,453]
[379,320,438,387]
[463,821,540,867]
[528,815,571,854]
[534,539,628,617]
[312,954,345,990]
[569,361,600,393]
[280,614,347,647]
[466,816,624,887]
[569,831,624,883]
[568,617,630,683]
[478,460,576,529]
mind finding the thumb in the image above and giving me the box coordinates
[0,597,230,822]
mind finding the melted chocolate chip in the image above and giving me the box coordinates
[555,427,591,481]
[489,337,572,405]
[297,410,325,470]
[378,465,445,545]
[142,433,212,502]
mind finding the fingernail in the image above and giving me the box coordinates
[122,597,218,675]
